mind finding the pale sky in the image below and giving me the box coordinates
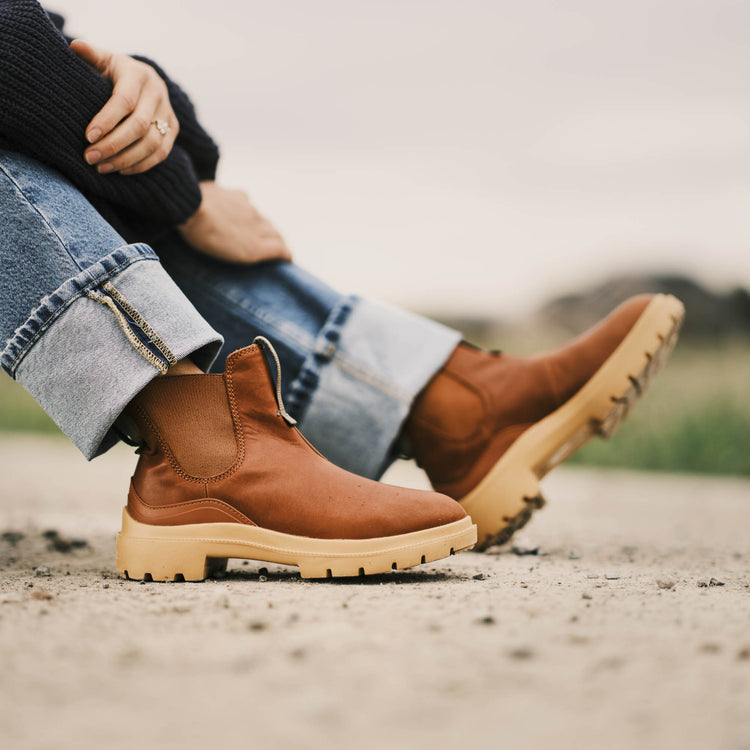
[49,0,750,317]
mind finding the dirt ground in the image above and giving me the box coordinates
[1,434,749,750]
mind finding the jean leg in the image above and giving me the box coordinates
[153,231,461,479]
[0,151,223,459]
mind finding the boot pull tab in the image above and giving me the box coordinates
[252,336,298,426]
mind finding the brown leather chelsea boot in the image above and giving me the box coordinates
[404,294,685,550]
[116,337,476,581]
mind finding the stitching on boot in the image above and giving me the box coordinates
[132,402,245,484]
[130,481,256,525]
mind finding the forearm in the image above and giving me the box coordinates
[0,0,202,230]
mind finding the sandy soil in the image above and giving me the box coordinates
[1,434,749,750]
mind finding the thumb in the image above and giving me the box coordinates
[69,39,112,75]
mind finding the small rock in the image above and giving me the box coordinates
[475,613,496,625]
[23,582,33,589]
[30,590,53,601]
[604,574,620,581]
[657,579,676,590]
[697,581,708,588]
[1,531,24,546]
[472,573,486,581]
[102,584,110,589]
[582,593,593,600]
[709,578,725,587]
[511,538,540,556]
[33,566,51,577]
[258,575,268,582]
[46,533,73,553]
[737,648,750,661]
[568,549,581,560]
[507,647,534,660]
[247,621,268,632]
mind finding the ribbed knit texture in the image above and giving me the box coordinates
[0,1,221,241]
[133,374,238,479]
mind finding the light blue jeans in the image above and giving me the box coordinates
[0,150,460,478]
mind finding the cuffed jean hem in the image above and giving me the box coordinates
[294,297,461,480]
[6,247,223,460]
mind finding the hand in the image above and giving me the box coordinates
[178,182,292,264]
[70,39,179,175]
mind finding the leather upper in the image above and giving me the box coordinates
[406,295,654,498]
[127,344,466,539]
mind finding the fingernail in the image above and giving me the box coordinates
[87,128,101,143]
[97,163,114,174]
[85,150,101,165]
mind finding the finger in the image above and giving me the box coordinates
[118,122,177,175]
[257,237,292,261]
[69,39,111,74]
[84,67,148,148]
[86,86,161,166]
[96,124,165,173]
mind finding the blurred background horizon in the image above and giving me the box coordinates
[45,0,750,317]
[2,0,749,474]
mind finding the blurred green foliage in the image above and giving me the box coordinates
[568,342,750,475]
[0,342,748,474]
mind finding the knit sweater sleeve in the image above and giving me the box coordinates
[0,0,202,232]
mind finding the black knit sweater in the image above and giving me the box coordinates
[0,0,220,241]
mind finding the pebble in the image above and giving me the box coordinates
[30,590,53,601]
[568,550,581,560]
[507,647,534,660]
[582,593,593,600]
[247,621,268,632]
[258,575,268,583]
[657,579,676,590]
[737,648,750,661]
[698,578,725,588]
[604,574,620,580]
[472,573,486,581]
[511,538,540,556]
[475,613,496,625]
[1,531,24,546]
[33,566,51,577]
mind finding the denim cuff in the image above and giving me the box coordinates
[8,246,223,459]
[292,297,461,479]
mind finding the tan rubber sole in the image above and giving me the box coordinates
[116,509,477,582]
[460,293,685,550]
